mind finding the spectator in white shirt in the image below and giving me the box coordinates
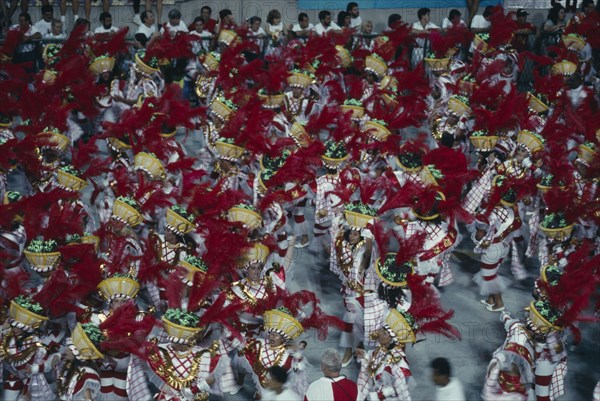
[94,12,118,35]
[11,13,41,67]
[431,357,466,401]
[248,16,266,53]
[290,12,314,39]
[43,19,67,39]
[305,349,359,401]
[189,16,212,54]
[411,7,440,33]
[411,7,440,66]
[160,9,188,36]
[315,10,341,35]
[11,13,42,42]
[442,9,466,30]
[261,366,302,401]
[134,10,158,48]
[470,5,493,33]
[347,2,362,30]
[34,5,54,36]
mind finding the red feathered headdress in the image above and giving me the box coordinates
[99,301,157,357]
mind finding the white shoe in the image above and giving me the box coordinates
[133,14,141,26]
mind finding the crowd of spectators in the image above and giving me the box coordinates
[3,1,600,91]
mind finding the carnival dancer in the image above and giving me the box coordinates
[330,201,374,366]
[356,286,460,401]
[59,304,153,401]
[314,141,354,248]
[473,175,528,312]
[481,311,535,400]
[484,248,599,401]
[56,330,102,401]
[145,284,241,400]
[2,296,58,401]
[365,221,427,346]
[395,185,459,289]
[226,242,285,341]
[237,292,341,398]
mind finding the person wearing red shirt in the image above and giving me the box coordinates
[511,9,536,53]
[201,6,217,33]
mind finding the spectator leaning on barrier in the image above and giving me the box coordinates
[511,9,536,53]
[10,12,41,67]
[315,10,341,35]
[442,9,466,30]
[201,6,217,34]
[290,12,314,40]
[470,5,493,33]
[134,10,158,48]
[160,9,188,36]
[337,11,351,30]
[542,4,566,49]
[94,12,118,35]
[218,8,236,32]
[384,13,402,32]
[190,16,212,55]
[570,0,596,26]
[44,18,66,39]
[543,4,566,33]
[411,8,440,67]
[347,2,362,30]
[412,7,440,33]
[353,20,376,51]
[34,4,54,36]
[266,8,287,49]
[248,15,266,53]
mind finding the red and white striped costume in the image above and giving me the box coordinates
[482,315,534,401]
[473,205,521,296]
[147,342,225,400]
[331,227,369,349]
[224,270,285,352]
[314,173,342,235]
[238,338,306,396]
[286,182,311,238]
[0,226,26,269]
[532,330,567,401]
[404,218,458,286]
[574,172,598,240]
[59,364,101,401]
[1,332,55,401]
[357,345,412,401]
[362,244,389,348]
[282,92,314,123]
[463,162,498,215]
[98,353,130,401]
